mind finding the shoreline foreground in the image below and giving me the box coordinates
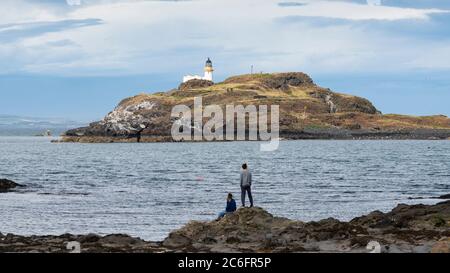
[1,200,449,253]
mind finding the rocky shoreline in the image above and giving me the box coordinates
[281,128,450,140]
[1,200,449,253]
[58,128,450,143]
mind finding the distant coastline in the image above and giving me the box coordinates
[0,114,86,137]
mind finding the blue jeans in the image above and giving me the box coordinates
[218,211,232,219]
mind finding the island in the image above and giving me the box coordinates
[60,72,450,143]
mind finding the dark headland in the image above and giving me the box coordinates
[1,200,449,253]
[60,72,450,143]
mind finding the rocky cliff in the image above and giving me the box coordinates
[62,72,450,142]
[1,201,449,253]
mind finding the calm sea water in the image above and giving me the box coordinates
[0,137,449,241]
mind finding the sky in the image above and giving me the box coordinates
[0,0,449,122]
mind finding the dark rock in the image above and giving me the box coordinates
[178,79,214,91]
[78,233,101,243]
[201,237,217,244]
[1,201,449,253]
[163,233,192,248]
[349,236,374,247]
[98,234,142,245]
[225,237,241,244]
[260,72,314,90]
[438,194,450,199]
[0,179,25,193]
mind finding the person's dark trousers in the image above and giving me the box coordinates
[241,185,253,207]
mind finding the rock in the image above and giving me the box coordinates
[98,234,142,245]
[178,79,214,91]
[350,210,390,228]
[0,179,25,193]
[431,237,450,253]
[160,203,449,253]
[259,72,314,90]
[78,233,101,243]
[0,202,449,253]
[163,233,192,249]
[438,194,450,199]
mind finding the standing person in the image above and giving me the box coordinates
[240,163,253,207]
[217,193,237,219]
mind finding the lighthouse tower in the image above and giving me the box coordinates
[204,58,214,82]
[182,58,214,83]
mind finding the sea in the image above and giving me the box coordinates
[0,137,449,241]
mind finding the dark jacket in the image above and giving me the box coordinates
[226,199,237,213]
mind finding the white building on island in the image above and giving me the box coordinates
[183,58,214,83]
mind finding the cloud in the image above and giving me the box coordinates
[278,0,448,21]
[0,19,103,43]
[0,0,449,77]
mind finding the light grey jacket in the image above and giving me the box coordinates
[240,170,252,187]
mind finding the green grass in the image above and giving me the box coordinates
[303,124,332,130]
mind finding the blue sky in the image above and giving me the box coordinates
[0,0,449,122]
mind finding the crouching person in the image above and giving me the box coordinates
[217,193,237,220]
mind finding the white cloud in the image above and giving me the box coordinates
[0,0,61,24]
[282,0,447,21]
[0,0,449,76]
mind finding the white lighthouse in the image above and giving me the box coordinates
[204,58,214,81]
[183,58,214,83]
